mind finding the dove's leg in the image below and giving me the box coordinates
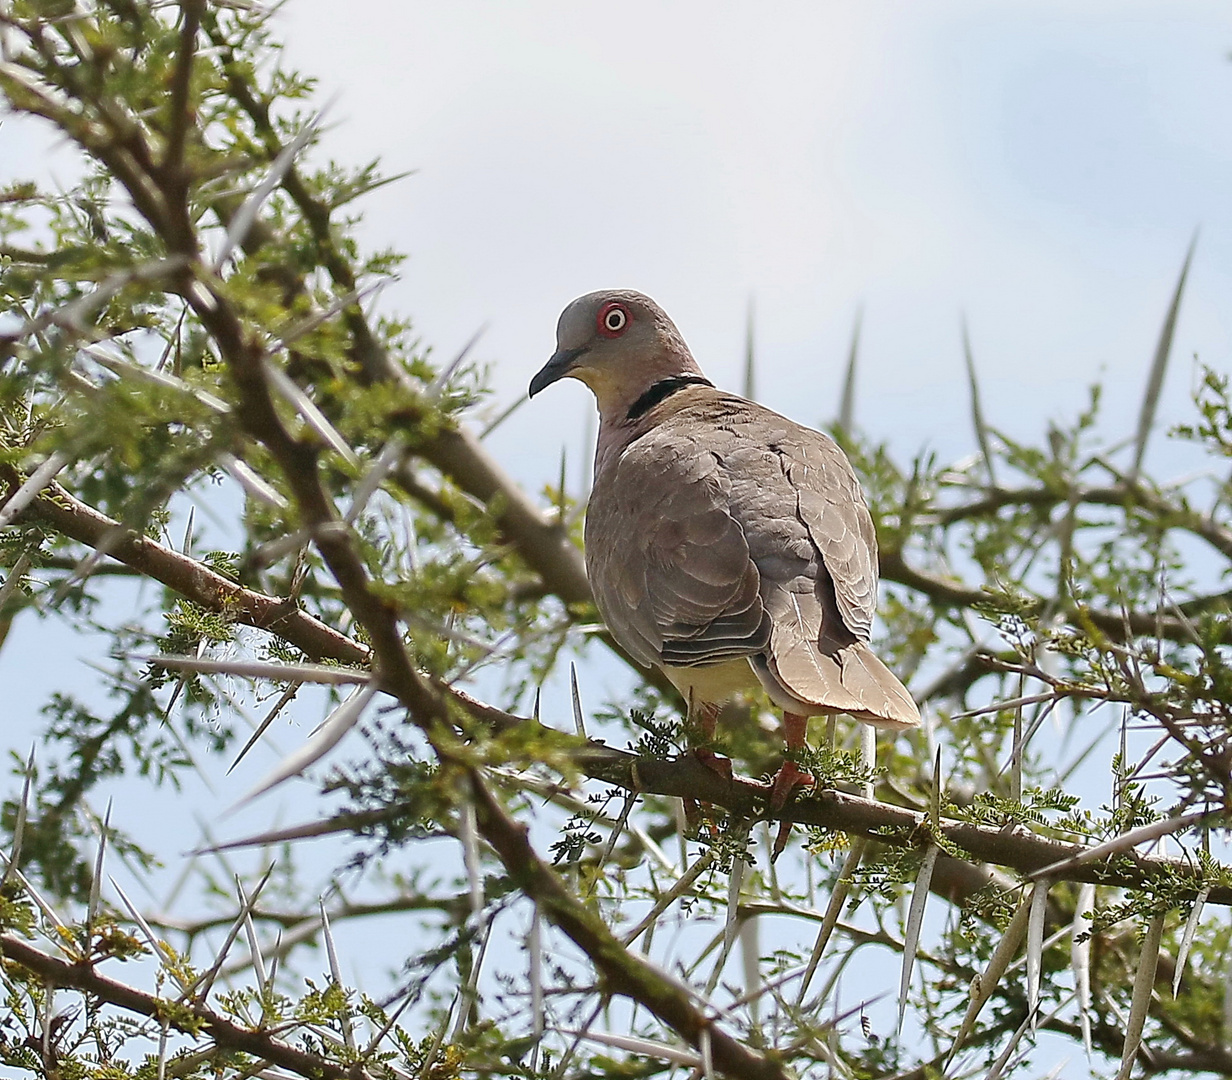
[770,712,815,859]
[681,700,731,837]
[690,700,732,780]
[769,713,814,808]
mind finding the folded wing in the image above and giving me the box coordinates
[585,389,918,729]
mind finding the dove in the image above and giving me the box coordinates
[529,290,918,838]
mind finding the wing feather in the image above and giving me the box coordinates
[585,387,916,726]
[585,424,769,671]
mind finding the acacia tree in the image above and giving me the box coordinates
[0,4,1230,1078]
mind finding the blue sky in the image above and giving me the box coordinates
[10,2,1229,471]
[276,0,1232,487]
[3,4,1232,1064]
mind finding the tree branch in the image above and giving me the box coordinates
[0,934,363,1080]
[563,739,1232,902]
[468,770,791,1080]
[20,477,1223,907]
[880,547,1232,646]
[24,482,370,665]
[933,480,1232,563]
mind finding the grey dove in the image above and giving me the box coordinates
[529,290,919,825]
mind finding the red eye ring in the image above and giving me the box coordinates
[597,302,629,337]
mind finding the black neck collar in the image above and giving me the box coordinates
[625,376,713,422]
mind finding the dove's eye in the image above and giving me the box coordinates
[598,303,629,336]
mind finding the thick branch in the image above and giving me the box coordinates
[469,772,790,1080]
[0,935,362,1080]
[161,0,201,186]
[565,739,1232,903]
[880,547,1232,646]
[23,483,370,665]
[217,717,1232,909]
[0,245,56,264]
[933,481,1232,562]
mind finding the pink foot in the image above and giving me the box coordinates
[681,749,731,840]
[768,760,814,861]
[682,796,702,833]
[768,759,814,811]
[694,746,733,781]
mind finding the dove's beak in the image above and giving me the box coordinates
[529,346,589,397]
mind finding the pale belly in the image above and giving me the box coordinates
[663,656,823,717]
[662,658,761,710]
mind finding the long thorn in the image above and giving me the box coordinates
[1,746,35,891]
[743,295,756,400]
[569,663,586,738]
[838,305,861,433]
[1026,879,1050,1027]
[320,899,355,1048]
[961,315,996,486]
[1116,913,1164,1080]
[87,800,112,933]
[214,105,329,270]
[1072,882,1095,1058]
[1130,229,1198,480]
[897,844,939,1036]
[0,450,68,529]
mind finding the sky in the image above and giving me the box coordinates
[4,1,1232,1067]
[273,0,1232,491]
[8,2,1231,478]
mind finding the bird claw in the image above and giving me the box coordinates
[768,760,814,861]
[680,749,733,840]
[693,746,733,781]
[768,759,813,811]
[771,820,794,862]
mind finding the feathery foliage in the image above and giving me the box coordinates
[0,4,1230,1079]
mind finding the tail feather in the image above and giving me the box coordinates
[833,639,920,729]
[757,630,919,729]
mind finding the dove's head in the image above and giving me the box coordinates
[529,290,704,418]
